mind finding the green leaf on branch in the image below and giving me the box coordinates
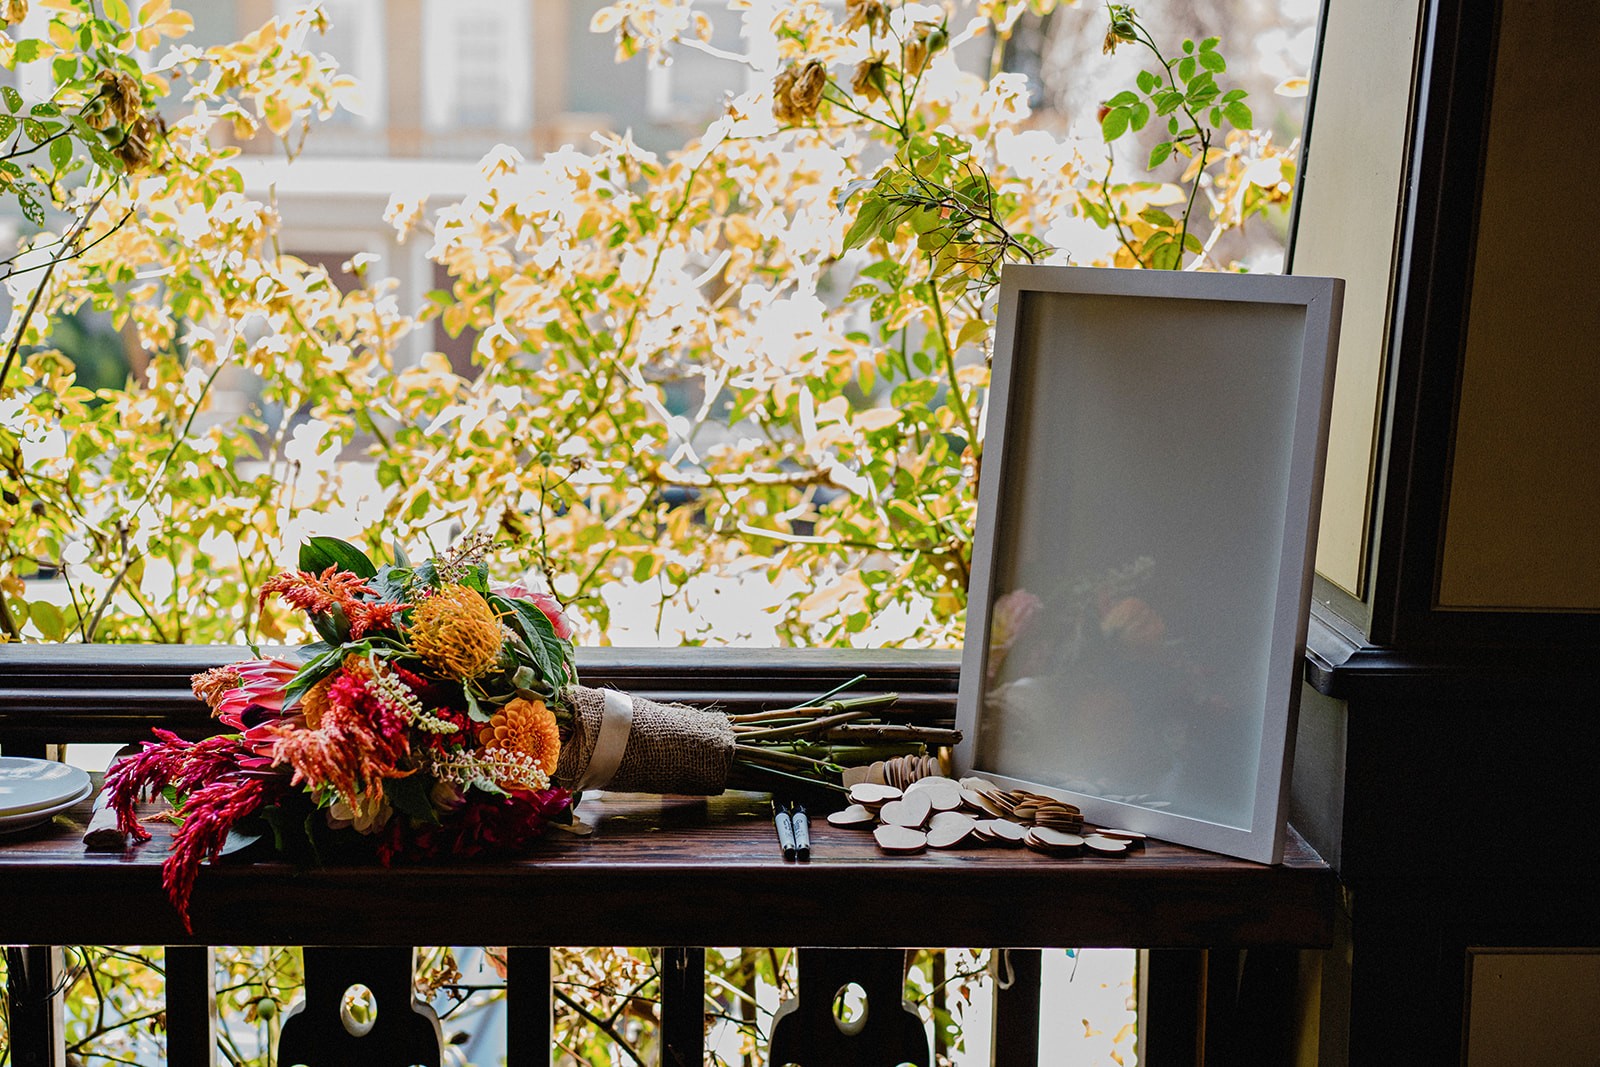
[1,86,21,113]
[1224,101,1253,129]
[1101,107,1130,142]
[298,536,378,578]
[1138,207,1176,228]
[1148,141,1174,168]
[842,197,887,250]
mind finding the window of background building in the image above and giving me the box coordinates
[422,0,533,133]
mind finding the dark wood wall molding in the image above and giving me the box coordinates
[0,645,962,747]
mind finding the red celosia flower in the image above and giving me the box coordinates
[102,730,287,931]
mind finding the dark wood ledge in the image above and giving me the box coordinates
[0,790,1335,949]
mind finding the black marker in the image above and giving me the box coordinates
[790,802,810,862]
[774,802,797,861]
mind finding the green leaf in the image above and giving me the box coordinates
[1131,101,1150,131]
[1183,232,1203,253]
[1101,106,1130,142]
[1149,240,1183,270]
[892,379,940,407]
[385,774,439,823]
[28,102,58,117]
[1177,56,1196,83]
[298,536,377,578]
[1,86,21,113]
[30,600,66,641]
[955,318,989,349]
[1198,49,1226,73]
[840,196,884,249]
[1136,69,1158,94]
[280,643,348,709]
[0,114,16,140]
[1200,35,1221,52]
[1139,207,1176,228]
[16,186,42,225]
[13,39,43,64]
[1105,89,1139,107]
[633,553,656,582]
[49,134,71,170]
[1148,141,1174,168]
[1224,101,1253,129]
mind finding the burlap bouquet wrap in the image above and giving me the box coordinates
[553,685,736,795]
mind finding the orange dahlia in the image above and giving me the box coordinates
[410,584,503,678]
[477,697,562,775]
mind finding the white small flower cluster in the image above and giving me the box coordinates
[431,748,550,793]
[366,656,457,735]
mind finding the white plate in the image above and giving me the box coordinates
[0,780,93,835]
[0,757,93,817]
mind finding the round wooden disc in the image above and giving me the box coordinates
[1028,827,1085,849]
[1083,835,1130,854]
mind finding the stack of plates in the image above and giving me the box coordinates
[0,757,93,835]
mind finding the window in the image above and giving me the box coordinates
[421,0,533,132]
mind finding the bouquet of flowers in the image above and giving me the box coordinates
[105,533,948,929]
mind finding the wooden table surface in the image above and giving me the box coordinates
[0,790,1334,949]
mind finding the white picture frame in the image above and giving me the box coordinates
[954,265,1343,863]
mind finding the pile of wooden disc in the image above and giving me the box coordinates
[827,775,1147,856]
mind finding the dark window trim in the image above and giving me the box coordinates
[0,645,961,748]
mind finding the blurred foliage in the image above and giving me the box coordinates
[0,0,1294,648]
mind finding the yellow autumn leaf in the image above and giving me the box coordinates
[153,9,192,39]
[799,571,866,613]
[261,93,291,135]
[853,408,900,432]
[722,214,761,249]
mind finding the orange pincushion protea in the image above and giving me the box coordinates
[477,697,562,775]
[410,584,504,678]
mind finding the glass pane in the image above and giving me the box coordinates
[975,290,1307,829]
